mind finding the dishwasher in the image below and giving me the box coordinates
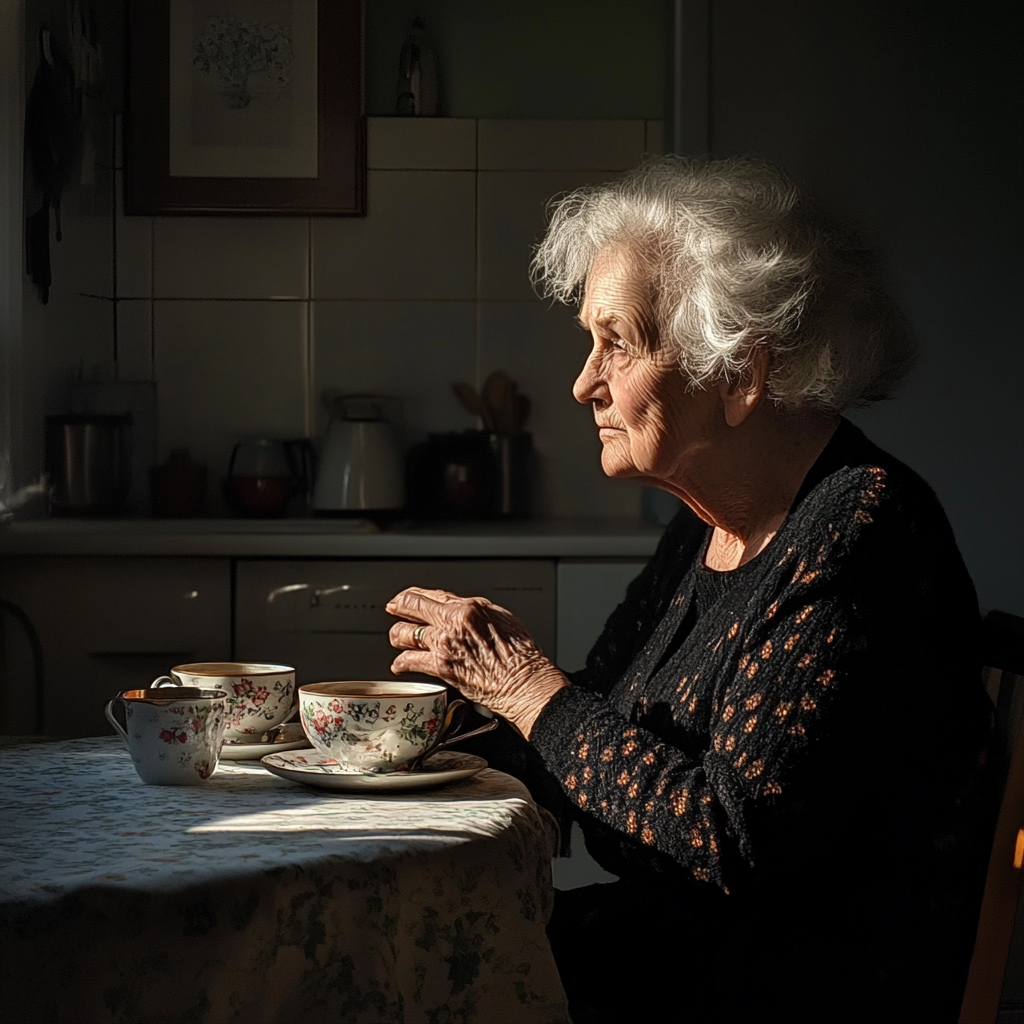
[234,559,556,684]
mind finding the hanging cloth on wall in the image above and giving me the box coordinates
[24,27,81,305]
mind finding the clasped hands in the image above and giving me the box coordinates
[386,588,567,740]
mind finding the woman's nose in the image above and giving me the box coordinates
[573,345,604,405]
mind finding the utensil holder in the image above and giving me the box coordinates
[488,432,533,518]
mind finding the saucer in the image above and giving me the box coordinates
[260,748,487,792]
[219,737,311,760]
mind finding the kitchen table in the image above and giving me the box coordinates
[0,737,569,1024]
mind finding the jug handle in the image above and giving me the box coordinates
[104,698,129,748]
[284,440,316,502]
[226,442,242,480]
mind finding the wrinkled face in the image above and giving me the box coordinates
[573,250,721,485]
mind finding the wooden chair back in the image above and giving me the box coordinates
[959,610,1024,1024]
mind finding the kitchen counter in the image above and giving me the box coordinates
[0,517,665,558]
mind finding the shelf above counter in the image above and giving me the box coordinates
[0,517,665,559]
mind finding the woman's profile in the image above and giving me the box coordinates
[387,155,997,1023]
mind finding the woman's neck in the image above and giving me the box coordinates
[671,408,840,572]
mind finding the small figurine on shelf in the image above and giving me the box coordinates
[396,18,437,116]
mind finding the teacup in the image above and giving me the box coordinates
[299,681,500,773]
[153,662,295,742]
[105,687,228,785]
[299,681,449,772]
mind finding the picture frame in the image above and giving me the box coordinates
[126,0,365,216]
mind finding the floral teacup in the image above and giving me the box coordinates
[299,681,450,773]
[153,662,295,742]
[105,688,227,785]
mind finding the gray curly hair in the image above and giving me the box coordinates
[530,155,914,411]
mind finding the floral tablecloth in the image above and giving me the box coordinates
[0,736,569,1024]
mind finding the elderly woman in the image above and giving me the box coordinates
[386,157,995,1023]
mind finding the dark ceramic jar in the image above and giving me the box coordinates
[150,449,207,518]
[406,431,497,520]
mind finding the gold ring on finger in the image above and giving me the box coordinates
[413,625,427,647]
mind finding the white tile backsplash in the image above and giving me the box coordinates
[312,301,477,448]
[107,119,650,520]
[154,301,307,513]
[116,213,153,299]
[115,170,153,299]
[313,171,476,300]
[41,293,116,412]
[368,117,477,169]
[479,302,642,519]
[478,171,615,301]
[645,119,665,156]
[478,120,646,170]
[154,218,310,299]
[50,211,114,299]
[115,300,153,381]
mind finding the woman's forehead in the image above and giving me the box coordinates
[581,253,653,325]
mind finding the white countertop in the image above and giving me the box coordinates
[0,517,665,558]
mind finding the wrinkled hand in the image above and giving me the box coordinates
[386,587,567,739]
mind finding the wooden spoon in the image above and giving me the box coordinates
[514,393,531,432]
[453,381,494,431]
[483,370,517,435]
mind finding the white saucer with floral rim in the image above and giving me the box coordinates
[218,721,310,760]
[219,737,311,760]
[259,748,487,792]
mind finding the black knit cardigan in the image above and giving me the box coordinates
[492,420,995,1019]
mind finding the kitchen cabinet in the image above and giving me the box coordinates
[0,557,231,736]
[554,560,646,890]
[235,559,557,684]
[556,560,646,673]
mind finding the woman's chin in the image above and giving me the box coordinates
[600,451,640,479]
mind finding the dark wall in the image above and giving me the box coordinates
[364,0,668,118]
[708,0,1023,614]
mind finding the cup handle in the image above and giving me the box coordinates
[151,675,179,688]
[104,699,129,747]
[408,699,499,770]
[434,712,500,751]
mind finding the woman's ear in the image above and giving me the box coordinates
[718,345,769,427]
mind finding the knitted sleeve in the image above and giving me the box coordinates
[530,466,917,891]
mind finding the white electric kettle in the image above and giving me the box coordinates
[313,395,404,513]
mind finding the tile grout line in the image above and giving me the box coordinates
[149,214,155,383]
[305,217,313,439]
[110,112,119,369]
[146,105,156,384]
[474,118,482,397]
[122,296,510,302]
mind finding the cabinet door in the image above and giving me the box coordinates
[556,560,647,672]
[0,557,230,736]
[235,560,556,685]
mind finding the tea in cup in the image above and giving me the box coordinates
[105,687,227,785]
[153,662,295,742]
[298,681,497,773]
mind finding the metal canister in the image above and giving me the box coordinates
[45,413,132,515]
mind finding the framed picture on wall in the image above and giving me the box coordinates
[126,0,364,215]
